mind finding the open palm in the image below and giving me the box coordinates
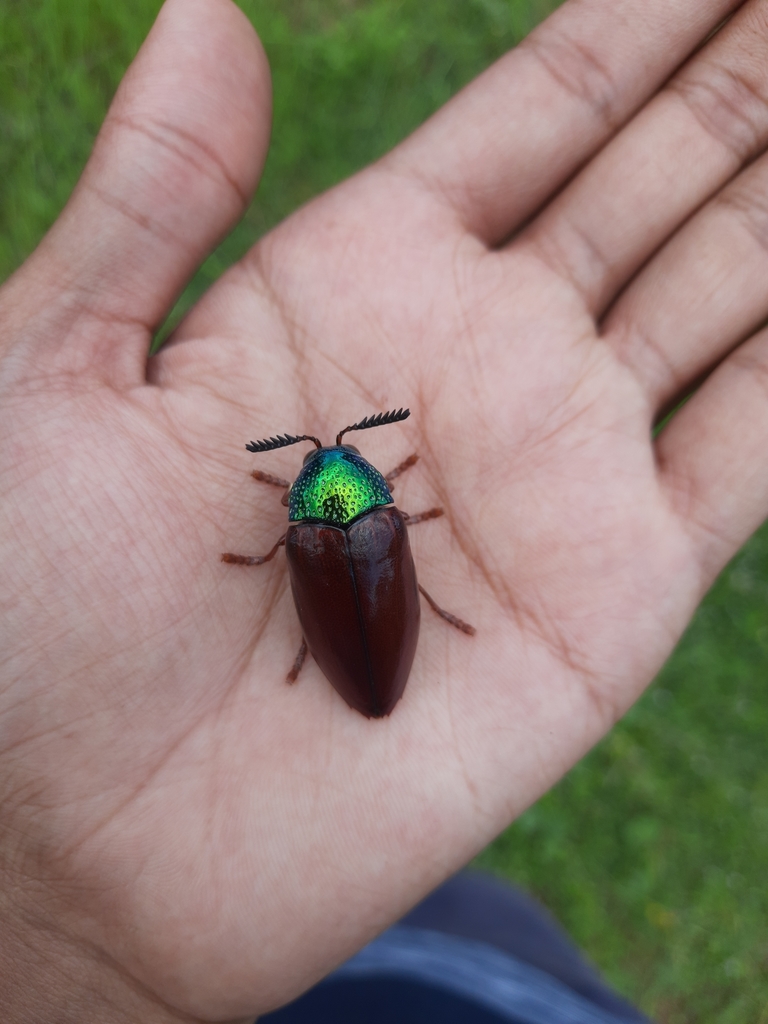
[2,0,767,1020]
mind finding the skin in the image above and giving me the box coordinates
[1,0,768,1018]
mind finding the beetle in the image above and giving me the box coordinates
[222,408,474,718]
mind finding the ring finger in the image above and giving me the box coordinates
[605,142,768,412]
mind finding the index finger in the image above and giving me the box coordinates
[389,0,743,245]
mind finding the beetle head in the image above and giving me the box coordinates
[303,443,359,465]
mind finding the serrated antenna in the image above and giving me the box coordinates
[245,433,322,454]
[336,408,410,445]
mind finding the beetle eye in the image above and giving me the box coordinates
[342,445,360,455]
[302,450,318,465]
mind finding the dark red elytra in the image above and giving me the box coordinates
[285,507,419,717]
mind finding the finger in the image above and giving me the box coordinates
[2,0,270,380]
[524,0,768,315]
[657,326,768,587]
[388,0,743,245]
[604,145,768,410]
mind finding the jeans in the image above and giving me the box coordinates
[261,872,651,1024]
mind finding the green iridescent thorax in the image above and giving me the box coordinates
[289,447,393,526]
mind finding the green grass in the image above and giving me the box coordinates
[2,1,767,1020]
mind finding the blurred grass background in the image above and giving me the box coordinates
[1,1,767,1020]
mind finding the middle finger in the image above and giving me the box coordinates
[520,0,768,317]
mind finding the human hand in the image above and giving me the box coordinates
[1,0,766,1019]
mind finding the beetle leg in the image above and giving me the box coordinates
[385,453,419,491]
[221,534,286,566]
[418,584,476,636]
[403,507,444,526]
[286,639,308,684]
[250,470,291,506]
[406,511,473,631]
[251,469,291,489]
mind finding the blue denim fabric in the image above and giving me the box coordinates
[261,925,647,1024]
[260,873,651,1024]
